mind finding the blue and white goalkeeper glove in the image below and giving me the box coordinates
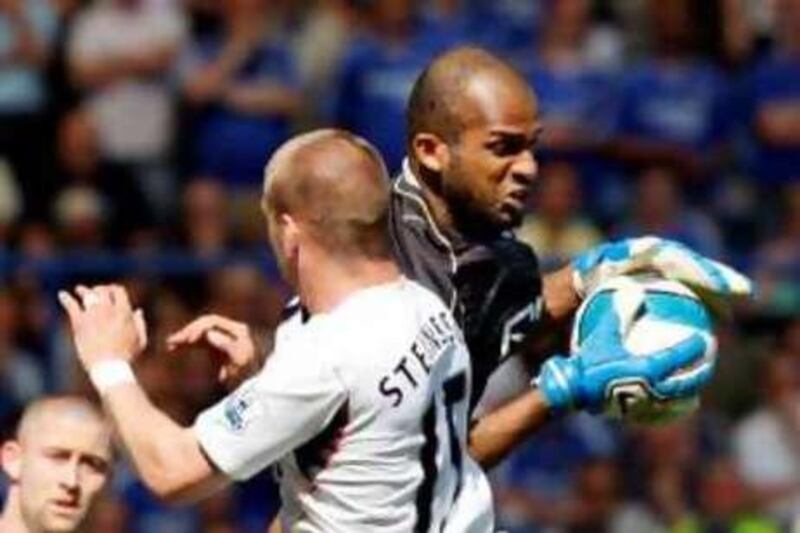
[572,236,753,304]
[534,294,715,413]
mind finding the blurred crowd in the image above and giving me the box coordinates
[0,0,799,531]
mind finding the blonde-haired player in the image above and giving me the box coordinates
[60,130,493,532]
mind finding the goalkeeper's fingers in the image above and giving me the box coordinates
[579,286,645,354]
[647,333,715,382]
[651,357,716,400]
[652,242,753,298]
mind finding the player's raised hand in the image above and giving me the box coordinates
[167,314,259,388]
[58,284,148,368]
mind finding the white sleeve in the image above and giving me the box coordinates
[193,342,347,481]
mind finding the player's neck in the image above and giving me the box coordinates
[409,161,460,241]
[298,253,401,315]
[424,188,458,237]
[0,489,33,533]
[410,160,500,243]
[421,188,503,243]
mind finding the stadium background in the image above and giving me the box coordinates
[0,0,799,531]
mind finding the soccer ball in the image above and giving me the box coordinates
[570,273,716,425]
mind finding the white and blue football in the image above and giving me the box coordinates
[571,273,716,425]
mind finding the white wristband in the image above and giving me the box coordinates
[88,360,136,394]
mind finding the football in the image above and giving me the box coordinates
[570,273,716,425]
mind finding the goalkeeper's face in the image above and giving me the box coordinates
[442,77,541,232]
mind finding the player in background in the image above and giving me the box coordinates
[393,46,751,468]
[59,129,714,532]
[0,396,113,533]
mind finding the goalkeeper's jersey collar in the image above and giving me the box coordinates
[390,158,461,313]
[395,159,469,253]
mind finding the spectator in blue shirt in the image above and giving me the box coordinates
[611,0,733,183]
[513,0,623,220]
[519,0,620,159]
[0,0,56,219]
[331,0,459,173]
[462,0,542,55]
[182,0,302,189]
[744,0,800,187]
[492,414,619,533]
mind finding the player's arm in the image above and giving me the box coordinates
[58,286,228,504]
[99,382,228,503]
[467,389,549,469]
[469,292,714,469]
[540,264,580,322]
[60,285,347,503]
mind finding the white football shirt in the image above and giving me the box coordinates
[193,278,494,532]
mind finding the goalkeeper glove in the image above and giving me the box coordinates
[572,236,753,302]
[535,288,716,413]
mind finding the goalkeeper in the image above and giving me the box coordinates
[171,47,752,474]
[388,46,751,467]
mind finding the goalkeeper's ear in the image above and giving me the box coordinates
[410,132,450,178]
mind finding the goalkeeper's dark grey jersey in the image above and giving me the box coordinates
[389,161,546,407]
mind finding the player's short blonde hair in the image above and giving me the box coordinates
[263,129,391,259]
